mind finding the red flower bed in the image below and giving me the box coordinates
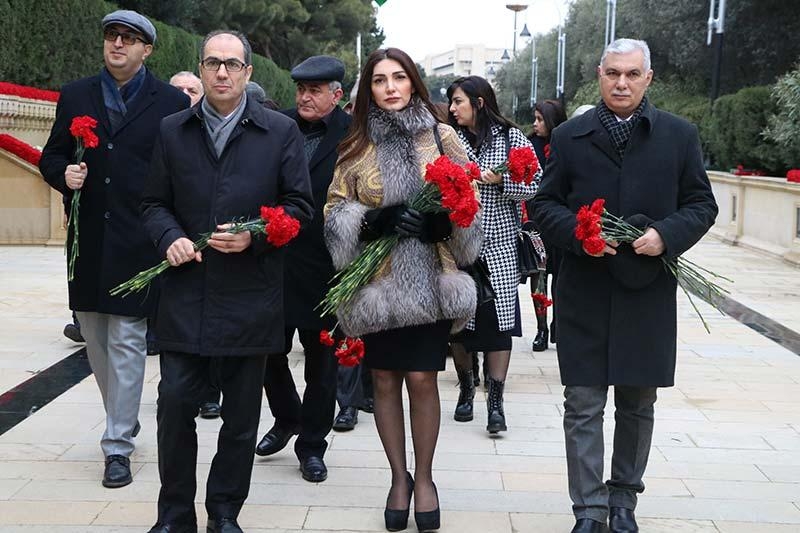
[0,82,59,103]
[0,134,42,166]
[787,169,800,183]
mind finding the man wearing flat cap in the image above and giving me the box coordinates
[40,9,189,489]
[255,55,352,483]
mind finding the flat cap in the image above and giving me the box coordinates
[291,55,345,83]
[102,10,157,45]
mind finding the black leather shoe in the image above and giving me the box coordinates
[360,397,375,414]
[385,471,414,531]
[300,455,328,482]
[198,401,221,419]
[147,522,196,533]
[63,323,84,343]
[132,420,141,438]
[531,329,549,352]
[333,406,358,431]
[255,425,296,456]
[571,518,609,533]
[609,507,638,533]
[206,517,243,533]
[413,482,440,532]
[102,454,132,488]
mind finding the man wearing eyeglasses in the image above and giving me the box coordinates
[532,38,718,533]
[39,9,188,491]
[142,30,314,533]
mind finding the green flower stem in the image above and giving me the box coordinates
[65,140,86,282]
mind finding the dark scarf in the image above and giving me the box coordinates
[100,66,146,132]
[596,96,647,159]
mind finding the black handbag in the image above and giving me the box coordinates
[464,256,496,305]
[518,220,546,280]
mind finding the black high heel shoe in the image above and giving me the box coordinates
[414,482,440,532]
[384,471,414,531]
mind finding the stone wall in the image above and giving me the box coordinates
[0,94,64,245]
[709,171,800,266]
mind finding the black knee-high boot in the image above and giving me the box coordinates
[486,377,507,434]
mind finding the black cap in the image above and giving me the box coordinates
[102,10,156,45]
[291,55,345,83]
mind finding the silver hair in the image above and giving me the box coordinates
[600,38,651,71]
[329,80,342,92]
[170,71,200,83]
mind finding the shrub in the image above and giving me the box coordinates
[763,63,800,169]
[0,0,294,106]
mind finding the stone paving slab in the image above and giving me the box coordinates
[2,237,800,531]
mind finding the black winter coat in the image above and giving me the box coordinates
[281,107,352,330]
[532,102,718,387]
[39,71,189,317]
[141,98,314,356]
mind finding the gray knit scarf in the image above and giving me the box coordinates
[201,93,248,157]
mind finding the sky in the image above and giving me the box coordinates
[374,0,571,62]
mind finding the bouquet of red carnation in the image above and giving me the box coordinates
[491,146,539,185]
[319,327,366,367]
[66,115,100,281]
[573,198,731,332]
[318,155,480,319]
[110,206,300,297]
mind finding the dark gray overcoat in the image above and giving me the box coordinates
[532,102,718,387]
[141,98,314,357]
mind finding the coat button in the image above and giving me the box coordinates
[104,177,111,184]
[107,142,114,150]
[104,211,111,220]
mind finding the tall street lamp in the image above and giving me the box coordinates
[707,0,727,103]
[506,4,528,117]
[520,23,537,108]
[604,0,617,47]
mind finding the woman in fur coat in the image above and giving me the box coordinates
[446,76,541,435]
[324,48,482,532]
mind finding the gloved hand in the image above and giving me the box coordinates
[397,209,452,243]
[396,207,425,238]
[359,205,405,242]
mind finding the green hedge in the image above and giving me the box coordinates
[0,0,294,106]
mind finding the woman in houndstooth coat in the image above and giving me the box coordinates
[446,76,541,435]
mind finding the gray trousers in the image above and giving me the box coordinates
[77,312,147,457]
[563,385,657,522]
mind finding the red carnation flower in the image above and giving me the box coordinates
[260,206,301,247]
[589,199,605,216]
[506,146,540,185]
[69,116,99,149]
[531,293,553,317]
[319,330,335,347]
[582,235,607,255]
[544,143,551,160]
[335,337,365,367]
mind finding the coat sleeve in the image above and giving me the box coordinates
[39,89,76,197]
[530,127,585,257]
[323,157,370,271]
[141,125,188,258]
[440,125,483,267]
[498,127,540,202]
[649,124,719,260]
[251,122,315,256]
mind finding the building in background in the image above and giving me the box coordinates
[421,44,506,84]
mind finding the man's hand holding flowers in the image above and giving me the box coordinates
[208,222,252,254]
[632,227,665,257]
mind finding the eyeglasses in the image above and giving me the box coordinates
[601,69,644,82]
[200,57,248,73]
[103,28,146,46]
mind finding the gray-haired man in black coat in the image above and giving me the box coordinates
[254,55,352,484]
[532,38,718,533]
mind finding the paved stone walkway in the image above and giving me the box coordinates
[1,236,800,532]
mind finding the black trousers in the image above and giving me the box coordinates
[263,327,337,460]
[156,351,266,526]
[336,360,373,409]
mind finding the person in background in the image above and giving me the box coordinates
[246,80,280,110]
[532,38,718,533]
[142,30,313,533]
[526,99,567,352]
[332,361,373,431]
[446,75,540,436]
[255,56,351,484]
[169,71,203,106]
[39,9,189,489]
[324,47,482,532]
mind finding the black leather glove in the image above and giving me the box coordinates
[397,208,452,243]
[359,205,405,242]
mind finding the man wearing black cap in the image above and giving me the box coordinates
[39,9,188,489]
[255,55,351,484]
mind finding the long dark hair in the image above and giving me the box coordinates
[446,75,518,149]
[533,99,567,141]
[337,48,440,168]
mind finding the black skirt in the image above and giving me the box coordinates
[451,298,521,352]
[362,320,452,371]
